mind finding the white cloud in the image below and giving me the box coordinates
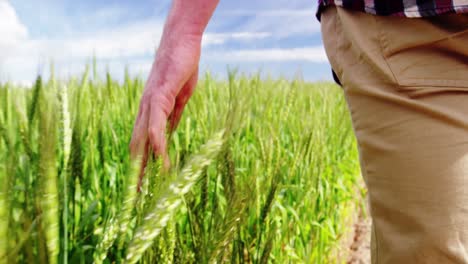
[208,46,327,62]
[217,8,320,38]
[219,9,315,16]
[5,19,162,62]
[0,1,162,81]
[3,24,274,71]
[0,1,28,48]
[203,32,272,45]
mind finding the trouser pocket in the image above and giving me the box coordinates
[375,14,468,94]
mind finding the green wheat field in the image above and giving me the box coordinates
[0,67,365,264]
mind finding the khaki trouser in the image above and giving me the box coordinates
[321,7,468,264]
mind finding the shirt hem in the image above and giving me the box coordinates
[316,4,468,21]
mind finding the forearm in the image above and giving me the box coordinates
[151,0,218,90]
[162,0,220,43]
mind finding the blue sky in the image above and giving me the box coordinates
[1,0,332,83]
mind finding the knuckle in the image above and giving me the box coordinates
[151,93,175,117]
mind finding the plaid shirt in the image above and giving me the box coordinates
[317,0,468,20]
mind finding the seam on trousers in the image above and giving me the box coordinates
[333,8,344,83]
[367,12,384,264]
[335,7,381,263]
[345,94,379,264]
[346,120,379,264]
[373,15,399,87]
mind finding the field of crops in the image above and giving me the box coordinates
[0,68,364,263]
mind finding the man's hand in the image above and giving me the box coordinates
[130,0,219,185]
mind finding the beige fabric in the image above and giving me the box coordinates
[321,7,468,264]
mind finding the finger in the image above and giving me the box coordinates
[129,100,150,158]
[148,102,171,170]
[137,140,150,192]
[169,68,198,133]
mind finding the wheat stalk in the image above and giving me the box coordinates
[93,157,141,264]
[93,218,119,264]
[125,131,225,264]
[117,157,142,247]
[0,165,8,264]
[61,85,72,170]
[60,84,72,264]
[38,88,59,264]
